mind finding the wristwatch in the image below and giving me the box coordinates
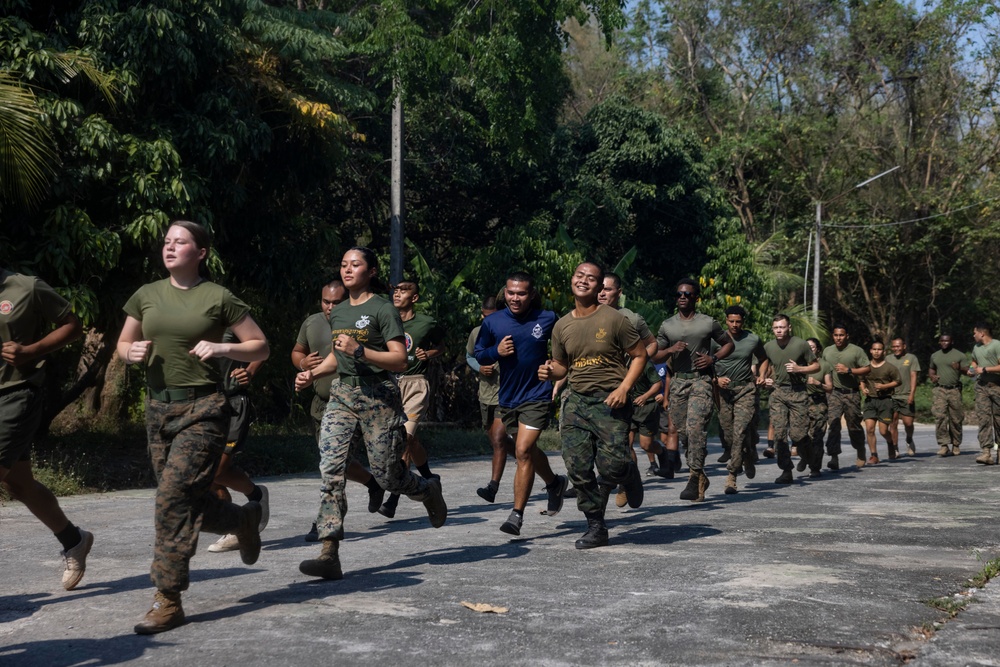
[353,344,365,360]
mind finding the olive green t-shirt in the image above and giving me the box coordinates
[655,312,730,373]
[295,311,337,400]
[972,339,1000,385]
[864,361,901,398]
[401,313,443,376]
[929,348,966,387]
[0,270,73,390]
[808,359,833,397]
[715,330,764,384]
[123,279,249,391]
[617,307,652,341]
[552,305,640,394]
[467,325,499,405]
[328,295,404,380]
[763,336,815,387]
[886,353,921,398]
[822,343,870,390]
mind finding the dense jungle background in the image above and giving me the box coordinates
[2,0,999,469]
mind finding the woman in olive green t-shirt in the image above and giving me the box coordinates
[294,247,446,580]
[116,220,269,635]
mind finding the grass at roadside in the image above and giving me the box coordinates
[3,424,564,499]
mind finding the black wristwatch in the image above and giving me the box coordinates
[710,353,718,364]
[353,344,365,360]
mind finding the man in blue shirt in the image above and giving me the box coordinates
[474,271,570,536]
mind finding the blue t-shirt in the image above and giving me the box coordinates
[474,307,556,409]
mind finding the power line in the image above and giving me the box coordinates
[823,195,1000,229]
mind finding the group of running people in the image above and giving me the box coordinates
[4,224,999,635]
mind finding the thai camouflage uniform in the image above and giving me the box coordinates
[553,305,640,514]
[929,347,966,450]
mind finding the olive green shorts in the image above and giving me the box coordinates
[0,384,43,469]
[499,400,551,435]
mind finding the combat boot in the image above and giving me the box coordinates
[134,590,185,634]
[235,501,262,565]
[658,449,679,479]
[696,470,710,501]
[724,473,737,495]
[952,446,961,456]
[679,472,700,501]
[422,477,448,527]
[621,462,644,508]
[975,449,995,465]
[574,511,609,550]
[774,469,793,484]
[299,539,343,580]
[937,445,950,457]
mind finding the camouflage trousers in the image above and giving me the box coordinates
[561,391,633,514]
[931,386,963,448]
[769,386,810,472]
[806,395,828,472]
[316,380,430,540]
[669,375,714,473]
[146,392,240,594]
[717,383,758,475]
[974,383,1000,450]
[826,389,865,457]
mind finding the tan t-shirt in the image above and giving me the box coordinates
[552,305,639,394]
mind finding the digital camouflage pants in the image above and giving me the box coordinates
[316,380,430,540]
[669,376,714,473]
[770,386,809,472]
[561,391,633,514]
[718,383,757,476]
[931,386,963,448]
[974,383,1000,451]
[146,392,241,594]
[826,390,865,457]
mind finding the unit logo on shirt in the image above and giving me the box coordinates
[405,332,413,351]
[532,323,543,339]
[355,315,371,329]
[0,300,12,315]
[596,328,607,341]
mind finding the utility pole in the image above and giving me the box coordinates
[390,80,404,286]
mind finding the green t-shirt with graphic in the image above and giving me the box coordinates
[552,305,640,394]
[123,279,249,391]
[0,270,73,390]
[329,295,404,380]
[929,348,966,387]
[864,361,901,398]
[763,336,815,387]
[402,313,444,376]
[886,353,921,398]
[822,343,869,390]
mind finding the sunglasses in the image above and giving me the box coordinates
[676,291,695,298]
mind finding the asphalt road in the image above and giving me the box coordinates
[2,424,999,666]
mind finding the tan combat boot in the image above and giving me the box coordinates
[975,449,995,465]
[937,445,950,457]
[134,590,185,634]
[299,539,343,580]
[724,473,737,495]
[952,446,960,456]
[697,471,711,501]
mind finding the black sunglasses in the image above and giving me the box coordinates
[676,291,695,298]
